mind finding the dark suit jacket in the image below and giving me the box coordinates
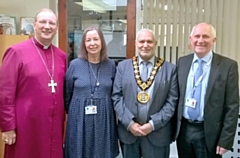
[112,57,178,146]
[175,52,239,154]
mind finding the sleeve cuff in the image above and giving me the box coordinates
[127,120,135,131]
[149,120,155,131]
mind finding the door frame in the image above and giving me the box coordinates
[58,0,136,59]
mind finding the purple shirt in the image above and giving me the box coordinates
[0,38,66,158]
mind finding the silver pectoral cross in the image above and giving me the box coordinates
[48,79,57,93]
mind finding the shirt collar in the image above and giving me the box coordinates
[193,51,213,64]
[33,37,51,49]
[138,56,155,65]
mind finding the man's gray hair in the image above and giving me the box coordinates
[190,23,216,38]
[136,29,156,41]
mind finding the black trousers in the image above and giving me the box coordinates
[176,117,221,158]
[120,137,169,158]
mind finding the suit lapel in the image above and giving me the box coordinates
[151,69,162,103]
[150,57,163,104]
[204,53,220,104]
[180,55,193,98]
[129,59,138,98]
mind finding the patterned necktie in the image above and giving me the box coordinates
[141,61,148,82]
[188,59,203,120]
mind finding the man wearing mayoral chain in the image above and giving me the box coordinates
[0,8,66,158]
[112,28,178,158]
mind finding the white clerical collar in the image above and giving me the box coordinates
[34,37,51,49]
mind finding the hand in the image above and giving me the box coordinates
[139,123,153,135]
[2,130,16,145]
[129,122,147,137]
[216,146,228,155]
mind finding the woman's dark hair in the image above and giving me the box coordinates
[78,26,108,61]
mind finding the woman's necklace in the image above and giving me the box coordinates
[32,38,57,93]
[88,61,100,87]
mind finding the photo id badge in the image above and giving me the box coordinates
[85,105,97,115]
[85,98,99,115]
[185,98,197,108]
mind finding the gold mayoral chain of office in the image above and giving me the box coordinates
[132,56,164,104]
[32,38,57,93]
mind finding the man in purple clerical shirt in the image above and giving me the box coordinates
[0,8,66,158]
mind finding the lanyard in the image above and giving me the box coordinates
[190,57,212,97]
[88,62,101,99]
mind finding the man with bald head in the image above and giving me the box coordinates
[0,8,66,158]
[112,28,178,158]
[175,22,239,158]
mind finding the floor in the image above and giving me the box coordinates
[115,142,178,158]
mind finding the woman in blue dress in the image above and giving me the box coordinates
[64,26,119,158]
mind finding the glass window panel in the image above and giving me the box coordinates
[67,0,127,64]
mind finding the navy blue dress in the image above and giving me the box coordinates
[64,58,119,158]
